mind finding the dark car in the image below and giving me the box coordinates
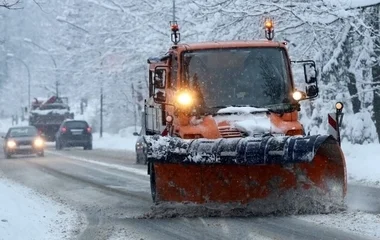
[55,120,92,150]
[135,135,147,164]
[2,126,45,158]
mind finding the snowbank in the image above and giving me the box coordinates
[0,177,80,240]
[342,142,380,185]
[0,118,28,133]
[93,127,140,151]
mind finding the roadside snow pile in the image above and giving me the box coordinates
[342,142,380,186]
[93,126,140,151]
[0,118,28,133]
[0,177,80,240]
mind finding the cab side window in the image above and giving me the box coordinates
[170,54,178,88]
[149,70,154,97]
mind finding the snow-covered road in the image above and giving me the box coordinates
[0,176,82,240]
[0,144,379,240]
[1,119,380,239]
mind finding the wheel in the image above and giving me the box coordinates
[55,139,63,150]
[37,150,44,157]
[83,142,92,150]
[143,153,147,165]
[136,154,147,164]
[5,153,11,159]
[149,163,157,202]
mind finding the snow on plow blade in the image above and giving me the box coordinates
[146,135,347,206]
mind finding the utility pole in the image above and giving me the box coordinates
[100,87,103,138]
[55,81,59,97]
[131,83,137,133]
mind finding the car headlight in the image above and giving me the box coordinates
[7,140,16,148]
[34,138,44,147]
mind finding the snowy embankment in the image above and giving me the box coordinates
[342,142,380,186]
[92,127,139,151]
[0,177,81,240]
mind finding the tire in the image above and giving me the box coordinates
[136,154,141,164]
[37,151,44,157]
[84,142,92,150]
[149,163,157,203]
[56,140,63,150]
[5,153,11,159]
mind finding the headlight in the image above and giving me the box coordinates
[34,138,44,147]
[176,92,193,106]
[7,140,16,148]
[292,91,303,101]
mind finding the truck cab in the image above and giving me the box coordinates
[144,19,319,140]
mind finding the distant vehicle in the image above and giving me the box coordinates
[55,120,92,150]
[29,96,74,142]
[135,135,147,164]
[2,126,45,158]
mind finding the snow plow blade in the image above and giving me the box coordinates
[146,135,346,209]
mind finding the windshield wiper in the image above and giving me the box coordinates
[265,103,300,114]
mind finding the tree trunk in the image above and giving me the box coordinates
[347,72,361,113]
[371,5,380,142]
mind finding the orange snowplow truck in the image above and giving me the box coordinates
[143,19,347,213]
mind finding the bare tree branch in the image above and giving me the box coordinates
[0,0,22,9]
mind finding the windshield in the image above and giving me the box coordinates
[8,127,38,137]
[183,47,292,108]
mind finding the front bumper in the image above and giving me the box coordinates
[6,145,44,155]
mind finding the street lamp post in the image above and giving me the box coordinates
[6,53,31,111]
[24,38,59,96]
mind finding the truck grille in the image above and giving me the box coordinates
[218,126,242,138]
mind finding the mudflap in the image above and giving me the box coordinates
[146,135,347,214]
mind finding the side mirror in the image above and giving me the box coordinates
[154,91,166,103]
[303,61,319,98]
[303,62,317,84]
[133,132,140,136]
[306,85,319,98]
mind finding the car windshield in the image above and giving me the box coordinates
[183,47,292,108]
[8,127,38,137]
[65,121,88,129]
